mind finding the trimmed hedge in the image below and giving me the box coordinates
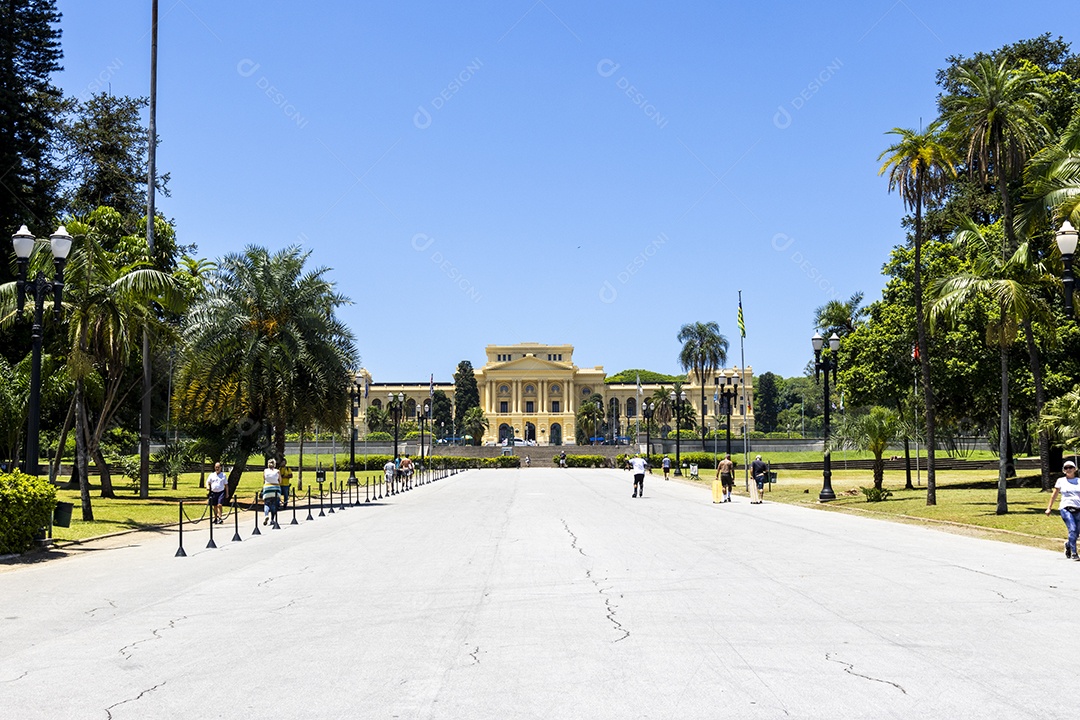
[0,470,56,555]
[551,455,612,468]
[334,455,521,470]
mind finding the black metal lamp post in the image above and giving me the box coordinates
[418,400,429,484]
[670,390,687,476]
[389,392,404,493]
[348,381,358,488]
[718,374,740,458]
[643,401,655,457]
[13,224,73,476]
[1057,220,1078,318]
[812,332,841,502]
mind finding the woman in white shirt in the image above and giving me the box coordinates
[1045,459,1080,560]
[262,459,282,526]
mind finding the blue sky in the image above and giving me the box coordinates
[53,1,1075,382]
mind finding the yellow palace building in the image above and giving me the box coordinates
[356,342,754,446]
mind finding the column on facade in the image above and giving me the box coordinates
[540,381,547,414]
[568,379,575,413]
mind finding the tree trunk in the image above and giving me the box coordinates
[226,453,250,499]
[873,455,884,489]
[75,381,94,521]
[274,422,286,463]
[903,436,913,490]
[1023,316,1052,491]
[913,183,938,505]
[997,346,1010,515]
[92,446,114,498]
[52,396,75,486]
[298,431,305,491]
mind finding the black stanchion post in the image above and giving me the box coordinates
[328,481,336,514]
[206,498,217,549]
[231,495,242,542]
[318,481,326,517]
[252,492,262,536]
[365,471,370,503]
[306,486,313,521]
[175,501,187,557]
[339,483,346,510]
[290,490,299,524]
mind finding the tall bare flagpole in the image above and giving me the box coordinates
[139,0,159,499]
[738,291,748,490]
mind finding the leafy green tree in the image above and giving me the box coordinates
[174,245,357,496]
[0,0,66,286]
[62,93,169,223]
[753,372,781,433]
[576,393,605,444]
[836,407,901,489]
[878,119,958,505]
[461,406,488,445]
[366,404,389,434]
[677,321,728,445]
[430,389,453,438]
[56,208,183,515]
[453,361,479,430]
[814,292,868,337]
[930,219,1055,513]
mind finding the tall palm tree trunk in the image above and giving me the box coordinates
[913,183,938,505]
[1023,317,1051,490]
[75,380,94,521]
[997,345,1010,514]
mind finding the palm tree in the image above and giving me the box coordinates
[460,406,488,445]
[944,59,1054,490]
[1021,114,1080,232]
[878,119,958,505]
[929,218,1055,514]
[814,292,868,337]
[942,58,1050,256]
[173,245,357,495]
[836,407,900,490]
[575,393,606,444]
[650,386,673,434]
[677,321,728,446]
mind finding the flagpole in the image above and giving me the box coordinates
[739,290,748,491]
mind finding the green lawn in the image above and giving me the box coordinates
[50,468,389,543]
[685,467,1064,551]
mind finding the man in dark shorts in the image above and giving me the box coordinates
[207,462,228,524]
[629,454,648,498]
[716,453,735,503]
[751,455,768,504]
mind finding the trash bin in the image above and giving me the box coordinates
[54,501,73,528]
[689,463,699,478]
[769,471,778,483]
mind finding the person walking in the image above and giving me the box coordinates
[207,462,228,524]
[629,454,648,498]
[383,458,395,493]
[559,451,567,468]
[715,453,735,503]
[750,455,767,504]
[262,458,282,525]
[1046,459,1080,560]
[662,455,671,480]
[279,462,293,508]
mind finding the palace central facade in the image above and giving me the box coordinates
[357,342,754,446]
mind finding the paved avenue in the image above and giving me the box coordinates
[0,468,1073,719]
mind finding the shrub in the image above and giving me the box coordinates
[550,455,611,468]
[365,432,393,442]
[860,486,892,502]
[403,431,421,440]
[0,470,57,554]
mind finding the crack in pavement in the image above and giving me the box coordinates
[104,680,166,719]
[258,565,313,588]
[562,518,629,643]
[561,519,588,557]
[85,599,118,617]
[118,617,187,661]
[2,671,28,683]
[825,653,906,694]
[272,595,312,613]
[469,645,480,665]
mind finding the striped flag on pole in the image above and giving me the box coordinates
[737,300,746,338]
[429,374,435,397]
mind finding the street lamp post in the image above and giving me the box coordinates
[388,392,404,493]
[12,225,73,476]
[718,375,740,458]
[348,381,358,489]
[670,390,687,476]
[812,332,841,502]
[643,402,655,458]
[1057,220,1078,318]
[418,400,430,485]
